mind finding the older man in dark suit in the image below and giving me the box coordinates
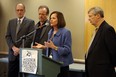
[85,7,116,77]
[5,3,34,77]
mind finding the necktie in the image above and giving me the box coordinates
[86,28,98,58]
[16,19,21,34]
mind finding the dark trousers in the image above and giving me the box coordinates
[8,59,19,77]
[57,66,70,77]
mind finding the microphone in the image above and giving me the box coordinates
[35,21,50,29]
[45,22,49,26]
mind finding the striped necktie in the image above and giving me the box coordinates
[16,19,21,34]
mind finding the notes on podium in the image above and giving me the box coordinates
[20,48,39,74]
[19,48,62,77]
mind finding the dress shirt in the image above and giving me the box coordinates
[86,27,99,58]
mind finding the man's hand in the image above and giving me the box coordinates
[12,46,20,56]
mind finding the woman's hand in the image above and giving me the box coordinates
[32,42,45,49]
[45,40,56,49]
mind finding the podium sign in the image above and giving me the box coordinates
[20,48,62,77]
[20,48,42,74]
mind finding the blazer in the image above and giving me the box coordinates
[33,20,51,55]
[46,28,73,66]
[85,21,116,77]
[6,17,35,61]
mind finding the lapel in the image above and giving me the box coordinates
[17,17,26,34]
[48,28,62,41]
[55,28,62,37]
[88,21,105,56]
[14,18,17,33]
[39,25,48,39]
[14,19,17,38]
[39,20,50,39]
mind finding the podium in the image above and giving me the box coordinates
[20,48,62,77]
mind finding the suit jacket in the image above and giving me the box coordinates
[46,28,73,66]
[6,17,35,61]
[85,21,116,77]
[33,20,51,55]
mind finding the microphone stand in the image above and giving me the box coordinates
[17,22,49,77]
[15,29,36,77]
[16,29,36,46]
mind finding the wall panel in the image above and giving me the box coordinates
[0,0,85,59]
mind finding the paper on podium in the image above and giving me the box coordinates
[20,48,62,77]
[20,49,38,74]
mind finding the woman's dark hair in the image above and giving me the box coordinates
[50,11,66,28]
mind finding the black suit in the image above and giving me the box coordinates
[33,20,51,55]
[5,17,35,77]
[85,21,116,77]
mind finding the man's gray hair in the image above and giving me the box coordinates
[88,7,104,18]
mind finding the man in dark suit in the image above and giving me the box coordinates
[85,7,116,77]
[33,5,51,55]
[5,3,34,77]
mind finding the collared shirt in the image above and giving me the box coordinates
[86,20,104,58]
[86,26,99,58]
[95,19,104,31]
[17,16,25,24]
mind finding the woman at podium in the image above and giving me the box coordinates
[33,11,73,77]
